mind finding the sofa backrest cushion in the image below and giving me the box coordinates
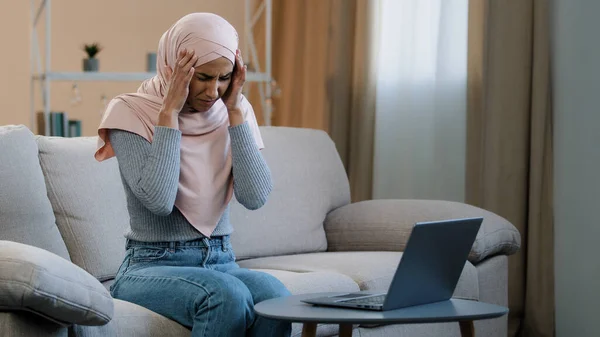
[0,125,70,260]
[36,136,129,281]
[230,126,351,260]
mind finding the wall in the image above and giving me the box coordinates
[0,0,246,136]
[551,0,600,336]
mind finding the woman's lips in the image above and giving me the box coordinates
[198,99,216,106]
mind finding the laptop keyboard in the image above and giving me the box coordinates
[341,294,386,305]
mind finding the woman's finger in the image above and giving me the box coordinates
[236,50,243,71]
[241,64,247,84]
[180,50,194,70]
[178,49,194,69]
[236,51,246,84]
[235,49,241,61]
[176,49,188,64]
[238,51,244,68]
[164,65,173,82]
[233,51,243,82]
[185,66,194,82]
[184,53,198,71]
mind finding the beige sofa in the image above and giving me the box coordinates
[0,124,521,337]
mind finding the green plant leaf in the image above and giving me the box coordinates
[83,43,102,58]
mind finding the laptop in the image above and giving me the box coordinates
[302,217,483,311]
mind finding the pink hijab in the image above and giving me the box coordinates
[95,13,264,238]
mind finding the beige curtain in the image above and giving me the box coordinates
[467,1,554,336]
[259,0,553,334]
[257,0,378,202]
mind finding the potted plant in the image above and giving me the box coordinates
[82,43,102,72]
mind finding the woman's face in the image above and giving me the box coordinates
[187,57,234,112]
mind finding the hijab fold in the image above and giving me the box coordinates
[95,13,264,238]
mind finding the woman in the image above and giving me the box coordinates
[95,13,291,337]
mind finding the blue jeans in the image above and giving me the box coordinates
[110,236,291,337]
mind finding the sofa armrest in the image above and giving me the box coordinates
[0,241,114,326]
[324,199,521,263]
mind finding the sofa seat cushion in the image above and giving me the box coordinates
[0,125,70,260]
[71,299,191,337]
[251,269,359,337]
[238,252,479,301]
[99,270,356,337]
[36,136,129,282]
[98,266,359,336]
[253,269,360,295]
[101,280,115,292]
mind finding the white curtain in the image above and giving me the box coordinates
[372,0,468,202]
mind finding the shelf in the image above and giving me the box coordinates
[31,0,274,133]
[32,71,271,82]
[33,72,154,82]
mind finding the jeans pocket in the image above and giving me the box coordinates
[130,247,170,262]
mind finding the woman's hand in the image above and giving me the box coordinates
[158,49,198,128]
[221,49,247,126]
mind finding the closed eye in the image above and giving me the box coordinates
[220,72,233,80]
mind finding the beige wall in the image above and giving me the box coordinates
[0,0,247,136]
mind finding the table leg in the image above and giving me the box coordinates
[301,322,317,337]
[339,323,353,337]
[459,320,475,337]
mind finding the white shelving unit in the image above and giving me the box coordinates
[30,0,274,135]
[32,71,271,83]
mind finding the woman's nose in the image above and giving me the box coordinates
[205,81,219,100]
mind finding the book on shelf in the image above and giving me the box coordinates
[68,120,82,137]
[36,111,82,137]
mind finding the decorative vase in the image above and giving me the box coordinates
[146,52,157,72]
[83,58,99,72]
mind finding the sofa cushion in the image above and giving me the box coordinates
[103,270,354,337]
[36,136,129,282]
[230,126,351,260]
[253,269,359,337]
[0,125,70,260]
[238,251,479,301]
[255,269,360,295]
[0,240,114,326]
[71,299,191,337]
[98,270,355,337]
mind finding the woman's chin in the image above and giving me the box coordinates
[188,106,209,113]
